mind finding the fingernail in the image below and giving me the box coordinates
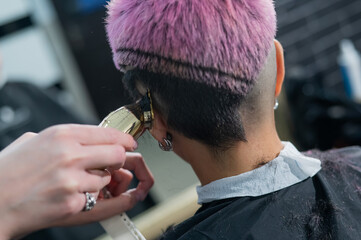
[133,141,138,150]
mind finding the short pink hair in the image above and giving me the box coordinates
[106,0,276,95]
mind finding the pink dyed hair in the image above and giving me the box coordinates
[106,0,276,95]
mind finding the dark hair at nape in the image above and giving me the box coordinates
[122,69,246,151]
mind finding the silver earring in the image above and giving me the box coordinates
[158,133,173,151]
[274,99,279,110]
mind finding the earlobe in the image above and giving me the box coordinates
[274,39,285,97]
[149,111,168,143]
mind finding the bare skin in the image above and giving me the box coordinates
[0,124,154,239]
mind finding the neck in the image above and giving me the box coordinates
[172,121,283,186]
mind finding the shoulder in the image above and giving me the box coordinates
[303,146,361,165]
[161,191,314,240]
[159,199,236,240]
[303,147,361,239]
[303,146,361,202]
[303,146,361,179]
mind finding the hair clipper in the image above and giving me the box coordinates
[98,90,153,240]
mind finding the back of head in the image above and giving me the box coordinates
[106,0,277,150]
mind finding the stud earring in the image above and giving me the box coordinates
[158,133,173,151]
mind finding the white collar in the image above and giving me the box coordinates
[196,142,321,204]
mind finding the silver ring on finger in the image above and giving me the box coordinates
[82,192,96,211]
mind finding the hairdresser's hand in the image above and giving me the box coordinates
[52,152,154,226]
[0,124,137,239]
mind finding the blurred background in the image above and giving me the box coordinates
[0,0,360,239]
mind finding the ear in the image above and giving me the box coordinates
[274,39,285,97]
[149,110,168,143]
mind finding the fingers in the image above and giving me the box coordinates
[50,192,88,219]
[122,153,154,201]
[40,124,138,170]
[93,189,139,217]
[42,124,137,150]
[53,190,140,226]
[78,145,128,169]
[48,153,154,227]
[107,169,133,196]
[77,150,153,196]
[78,169,111,193]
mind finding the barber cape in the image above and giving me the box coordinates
[160,143,361,240]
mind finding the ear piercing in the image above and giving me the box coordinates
[158,133,173,151]
[274,99,279,110]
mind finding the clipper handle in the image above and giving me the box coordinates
[100,213,146,240]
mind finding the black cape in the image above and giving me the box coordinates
[160,146,361,240]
